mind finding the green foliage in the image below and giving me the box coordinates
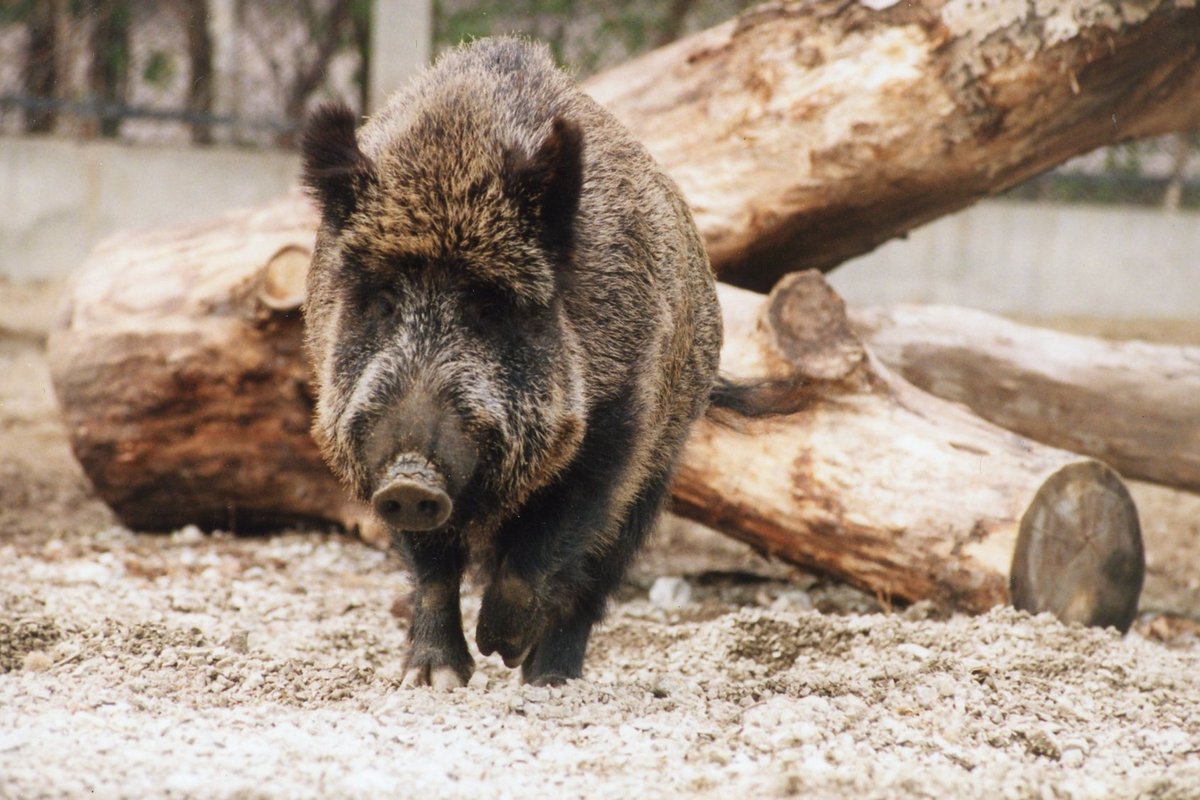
[1103,142,1146,177]
[432,0,667,75]
[1003,173,1200,210]
[437,2,492,49]
[0,0,38,24]
[349,0,372,27]
[348,0,371,46]
[432,0,755,77]
[143,50,174,88]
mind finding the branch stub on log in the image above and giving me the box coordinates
[762,271,866,383]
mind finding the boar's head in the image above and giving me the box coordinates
[300,102,587,533]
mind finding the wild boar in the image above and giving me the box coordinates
[301,37,789,687]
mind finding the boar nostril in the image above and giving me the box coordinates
[372,478,453,531]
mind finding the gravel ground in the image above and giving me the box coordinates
[3,528,1200,799]
[2,280,1200,799]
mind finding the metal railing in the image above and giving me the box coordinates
[0,94,298,137]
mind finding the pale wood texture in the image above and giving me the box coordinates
[673,275,1143,628]
[47,193,368,534]
[852,304,1200,495]
[585,0,1200,289]
[47,204,1144,627]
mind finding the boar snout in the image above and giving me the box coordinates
[372,468,453,531]
[362,386,480,507]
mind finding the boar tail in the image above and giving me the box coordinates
[705,375,814,426]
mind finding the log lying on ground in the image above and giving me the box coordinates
[47,203,1145,628]
[673,274,1143,629]
[585,0,1200,289]
[47,194,369,535]
[850,304,1200,495]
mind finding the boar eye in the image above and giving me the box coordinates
[365,290,398,320]
[465,286,510,332]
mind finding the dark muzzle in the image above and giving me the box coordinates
[371,456,453,531]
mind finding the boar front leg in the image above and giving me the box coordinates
[519,467,673,686]
[396,532,473,689]
[477,402,676,684]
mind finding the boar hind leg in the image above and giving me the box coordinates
[397,532,473,690]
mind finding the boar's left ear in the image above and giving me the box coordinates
[301,102,375,228]
[507,116,584,252]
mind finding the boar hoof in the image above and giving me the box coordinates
[477,573,543,668]
[503,643,534,669]
[401,663,469,691]
[527,672,570,688]
[476,628,536,669]
[372,478,452,531]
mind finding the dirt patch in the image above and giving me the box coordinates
[2,280,1199,798]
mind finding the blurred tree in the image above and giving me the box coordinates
[83,0,132,137]
[653,0,697,46]
[1163,133,1196,211]
[180,0,214,144]
[349,0,371,116]
[22,0,59,132]
[280,0,353,145]
[2,0,60,133]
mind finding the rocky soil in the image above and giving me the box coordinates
[2,280,1199,799]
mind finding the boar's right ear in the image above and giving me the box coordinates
[507,116,584,254]
[301,103,375,228]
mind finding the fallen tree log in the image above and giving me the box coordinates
[850,304,1200,495]
[676,274,1143,629]
[47,194,369,536]
[47,199,1144,629]
[585,0,1200,289]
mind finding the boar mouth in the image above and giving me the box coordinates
[372,454,453,531]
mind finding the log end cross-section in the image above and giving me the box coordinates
[1012,461,1144,632]
[47,194,369,535]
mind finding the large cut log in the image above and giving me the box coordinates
[850,304,1200,495]
[47,202,1144,628]
[585,0,1200,289]
[48,194,368,534]
[675,274,1143,629]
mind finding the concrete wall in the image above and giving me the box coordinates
[0,136,299,282]
[2,135,1198,319]
[829,202,1200,319]
[369,0,433,112]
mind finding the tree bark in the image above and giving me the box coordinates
[48,194,366,535]
[851,304,1200,495]
[584,0,1200,289]
[47,200,1144,629]
[673,275,1142,629]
